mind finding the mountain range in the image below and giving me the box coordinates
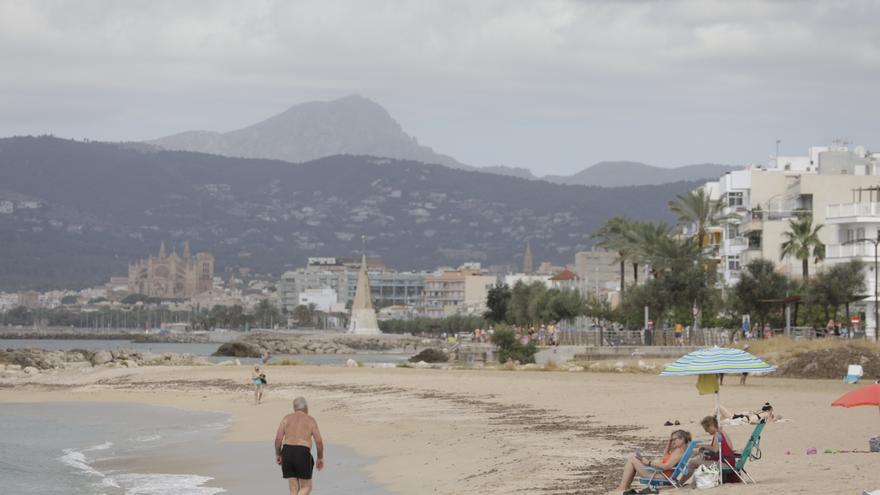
[0,136,707,290]
[150,95,738,187]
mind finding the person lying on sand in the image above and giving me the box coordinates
[616,429,692,494]
[719,403,781,424]
[678,416,735,486]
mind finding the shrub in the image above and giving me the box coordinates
[269,359,303,366]
[491,328,537,364]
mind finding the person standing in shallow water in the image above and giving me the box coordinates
[275,397,324,495]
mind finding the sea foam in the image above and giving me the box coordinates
[106,473,225,495]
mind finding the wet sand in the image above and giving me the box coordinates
[2,364,878,494]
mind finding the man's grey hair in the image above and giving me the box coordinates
[293,396,308,412]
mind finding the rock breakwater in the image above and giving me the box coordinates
[212,332,420,357]
[0,347,209,375]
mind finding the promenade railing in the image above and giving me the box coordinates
[555,327,732,347]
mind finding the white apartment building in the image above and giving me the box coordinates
[824,189,880,339]
[702,142,880,337]
[298,288,341,313]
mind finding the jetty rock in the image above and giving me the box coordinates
[0,347,208,370]
[212,332,420,357]
[212,341,263,358]
[91,351,114,366]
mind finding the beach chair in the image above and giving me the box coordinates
[638,440,699,489]
[721,420,766,484]
[846,364,864,384]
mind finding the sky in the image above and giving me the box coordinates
[1,0,878,176]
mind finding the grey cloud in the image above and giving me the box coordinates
[0,0,878,174]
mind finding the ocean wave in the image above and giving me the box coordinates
[107,473,226,495]
[59,448,105,478]
[85,441,114,451]
[132,434,162,442]
[201,419,232,432]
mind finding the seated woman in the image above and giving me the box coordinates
[616,429,692,494]
[719,403,781,424]
[679,416,735,486]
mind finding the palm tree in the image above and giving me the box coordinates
[780,214,825,280]
[593,217,633,298]
[625,221,674,282]
[668,189,733,338]
[668,189,733,248]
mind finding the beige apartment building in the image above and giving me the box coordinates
[574,248,621,294]
[423,266,496,318]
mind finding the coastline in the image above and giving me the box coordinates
[0,400,388,495]
[2,364,879,494]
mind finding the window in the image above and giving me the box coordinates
[727,192,744,207]
[727,256,741,271]
[726,224,739,240]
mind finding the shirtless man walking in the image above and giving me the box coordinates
[275,397,324,495]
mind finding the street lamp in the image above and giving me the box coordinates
[775,139,781,168]
[844,233,880,341]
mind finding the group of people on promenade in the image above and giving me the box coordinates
[512,324,560,346]
[616,403,780,494]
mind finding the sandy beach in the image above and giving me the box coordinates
[2,364,878,494]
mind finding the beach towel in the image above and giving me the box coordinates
[696,374,719,395]
[721,417,748,427]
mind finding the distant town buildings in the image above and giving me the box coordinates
[17,290,39,309]
[128,241,214,299]
[278,256,425,313]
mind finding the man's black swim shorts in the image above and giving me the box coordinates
[281,445,314,479]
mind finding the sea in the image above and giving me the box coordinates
[0,338,411,366]
[0,402,390,495]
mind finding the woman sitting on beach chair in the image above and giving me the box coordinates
[719,403,781,424]
[616,429,692,494]
[678,416,735,486]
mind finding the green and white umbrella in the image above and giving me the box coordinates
[660,347,775,484]
[660,347,776,376]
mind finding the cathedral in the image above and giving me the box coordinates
[128,241,214,299]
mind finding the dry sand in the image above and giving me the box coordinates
[1,365,878,494]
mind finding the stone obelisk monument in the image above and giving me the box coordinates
[348,255,382,335]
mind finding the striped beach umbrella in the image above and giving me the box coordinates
[660,347,776,376]
[660,347,775,485]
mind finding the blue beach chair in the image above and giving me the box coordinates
[638,440,699,489]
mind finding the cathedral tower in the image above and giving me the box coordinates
[523,240,534,274]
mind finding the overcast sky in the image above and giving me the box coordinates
[1,0,878,175]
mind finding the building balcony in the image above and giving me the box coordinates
[739,247,764,266]
[740,216,763,233]
[826,243,875,259]
[726,237,748,248]
[826,202,880,223]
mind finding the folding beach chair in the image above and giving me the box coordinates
[638,440,699,489]
[846,364,864,384]
[721,420,766,484]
